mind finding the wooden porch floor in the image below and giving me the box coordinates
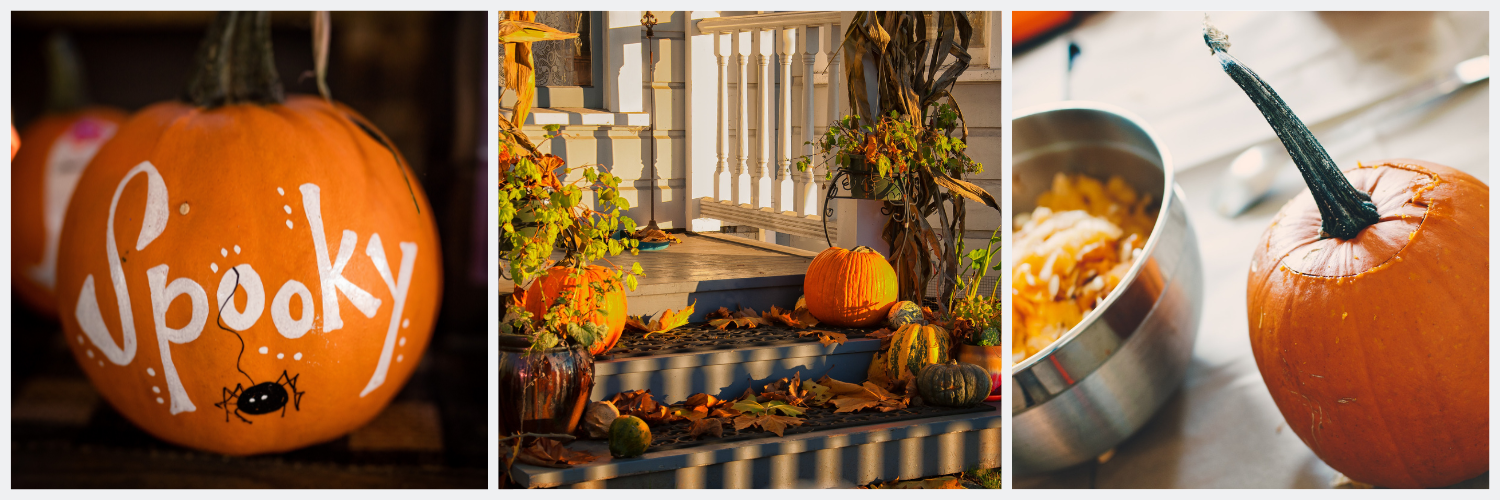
[500,233,816,292]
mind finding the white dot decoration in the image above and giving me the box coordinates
[77,335,84,344]
[397,354,404,363]
[86,350,95,359]
[402,318,410,328]
[259,346,269,354]
[147,367,156,376]
[294,352,303,360]
[98,360,104,367]
[399,337,407,347]
[156,397,164,404]
[220,248,228,257]
[286,220,294,229]
[283,205,292,214]
[152,386,161,394]
[277,187,285,196]
[277,353,284,359]
[234,245,241,254]
[210,263,219,273]
[179,203,190,215]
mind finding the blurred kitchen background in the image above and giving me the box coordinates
[1012,11,1487,489]
[9,11,488,487]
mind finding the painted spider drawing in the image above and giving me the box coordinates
[215,370,305,423]
[212,267,307,424]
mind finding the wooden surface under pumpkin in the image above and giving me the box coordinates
[9,304,486,488]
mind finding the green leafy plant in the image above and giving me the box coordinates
[500,13,642,350]
[945,228,1002,347]
[795,12,999,308]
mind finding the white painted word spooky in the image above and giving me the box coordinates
[74,161,418,415]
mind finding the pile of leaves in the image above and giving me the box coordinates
[624,301,694,336]
[631,226,683,245]
[599,370,918,441]
[703,300,847,347]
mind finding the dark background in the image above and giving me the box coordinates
[10,11,488,488]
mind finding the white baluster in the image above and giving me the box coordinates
[734,30,751,206]
[776,27,795,214]
[754,29,773,211]
[799,25,819,217]
[715,31,730,202]
[822,22,843,209]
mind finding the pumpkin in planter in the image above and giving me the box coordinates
[804,245,898,327]
[870,323,951,383]
[54,13,442,456]
[917,360,992,408]
[520,264,627,356]
[12,33,128,317]
[1211,31,1489,488]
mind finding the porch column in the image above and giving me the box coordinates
[733,30,751,206]
[798,25,818,217]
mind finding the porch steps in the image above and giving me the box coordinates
[510,401,1002,488]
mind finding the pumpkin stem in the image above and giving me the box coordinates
[45,32,88,113]
[1204,20,1379,240]
[186,12,285,108]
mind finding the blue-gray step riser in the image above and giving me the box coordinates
[625,275,804,323]
[592,339,880,404]
[547,425,1001,488]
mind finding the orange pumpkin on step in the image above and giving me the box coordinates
[804,245,898,327]
[54,13,442,456]
[12,108,128,317]
[521,264,627,355]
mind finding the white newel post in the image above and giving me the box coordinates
[798,25,818,217]
[775,27,795,214]
[832,12,887,254]
[733,30,751,206]
[685,11,722,232]
[605,12,644,113]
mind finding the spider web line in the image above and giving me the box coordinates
[215,267,257,386]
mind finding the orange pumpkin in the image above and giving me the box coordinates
[804,245,898,327]
[10,123,19,159]
[1215,35,1487,488]
[12,107,128,317]
[1248,160,1488,488]
[521,265,627,355]
[54,13,442,456]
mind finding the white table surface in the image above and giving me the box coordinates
[1012,11,1489,489]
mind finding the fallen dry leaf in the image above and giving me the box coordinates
[873,477,965,489]
[819,375,908,413]
[799,329,847,346]
[732,414,804,437]
[626,301,696,336]
[708,306,764,330]
[688,418,724,439]
[866,328,895,340]
[515,438,596,468]
[607,389,678,425]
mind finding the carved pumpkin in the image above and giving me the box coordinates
[871,323,951,383]
[1214,36,1489,488]
[54,13,442,456]
[12,108,127,316]
[804,245,898,327]
[917,360,991,408]
[520,264,628,355]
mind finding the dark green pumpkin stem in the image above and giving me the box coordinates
[187,12,284,108]
[45,32,88,113]
[1204,22,1379,240]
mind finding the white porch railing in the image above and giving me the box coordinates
[687,11,845,243]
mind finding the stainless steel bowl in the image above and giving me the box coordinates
[1011,102,1204,474]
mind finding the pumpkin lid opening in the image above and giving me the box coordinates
[1263,161,1434,277]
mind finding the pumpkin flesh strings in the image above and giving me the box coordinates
[1011,173,1156,363]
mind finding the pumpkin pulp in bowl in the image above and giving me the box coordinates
[1011,173,1157,363]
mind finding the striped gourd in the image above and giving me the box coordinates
[883,324,951,382]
